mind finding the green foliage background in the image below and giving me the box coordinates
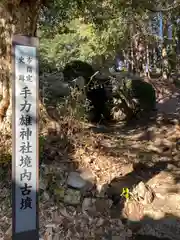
[39,0,180,75]
[39,12,129,73]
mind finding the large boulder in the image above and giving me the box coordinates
[63,60,112,123]
[124,78,156,112]
[63,60,95,82]
[40,72,70,106]
[110,72,156,120]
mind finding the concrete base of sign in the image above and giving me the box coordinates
[13,230,39,240]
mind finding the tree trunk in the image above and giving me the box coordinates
[146,45,150,78]
[130,41,135,73]
[162,46,169,79]
[0,1,40,132]
[162,15,170,80]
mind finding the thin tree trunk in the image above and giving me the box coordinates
[0,2,40,131]
[162,46,169,79]
[130,41,135,73]
[146,45,150,78]
[162,15,170,80]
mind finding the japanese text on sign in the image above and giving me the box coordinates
[14,45,38,233]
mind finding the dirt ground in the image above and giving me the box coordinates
[1,78,180,240]
[69,79,180,239]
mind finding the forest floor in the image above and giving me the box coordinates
[1,77,180,240]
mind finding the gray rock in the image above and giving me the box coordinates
[64,188,81,205]
[67,172,87,189]
[46,224,56,229]
[54,187,65,199]
[42,73,70,95]
[82,198,96,212]
[39,177,47,190]
[67,170,95,190]
[95,199,113,213]
[49,81,70,97]
[43,191,50,201]
[132,181,154,205]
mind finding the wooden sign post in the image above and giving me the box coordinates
[12,35,39,240]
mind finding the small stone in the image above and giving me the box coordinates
[126,229,132,237]
[44,231,52,240]
[64,188,81,205]
[43,191,50,201]
[43,165,53,175]
[96,183,109,197]
[82,198,96,212]
[123,201,144,221]
[67,172,87,189]
[45,225,55,238]
[96,184,104,193]
[46,223,56,229]
[95,199,112,214]
[54,187,65,199]
[39,177,47,190]
[108,199,113,208]
[96,218,104,227]
[132,181,154,205]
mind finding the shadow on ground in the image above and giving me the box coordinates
[38,94,180,239]
[130,214,180,240]
[1,123,180,239]
[88,84,180,139]
[1,86,180,239]
[12,156,180,240]
[100,161,180,240]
